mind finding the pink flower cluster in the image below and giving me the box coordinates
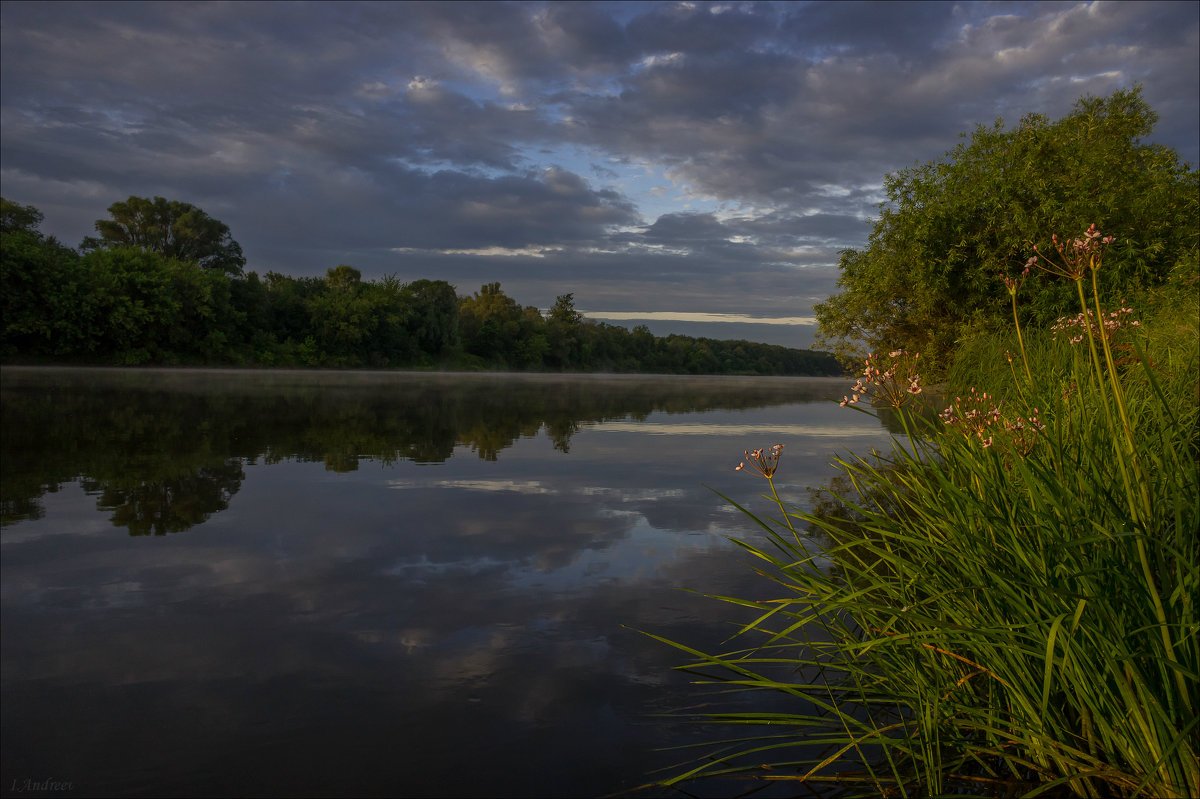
[941,390,1047,454]
[1032,223,1116,281]
[840,350,923,409]
[735,444,783,478]
[1003,410,1046,457]
[1051,305,1140,345]
[1058,224,1116,251]
[939,388,1003,447]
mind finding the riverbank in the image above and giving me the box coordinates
[651,251,1199,796]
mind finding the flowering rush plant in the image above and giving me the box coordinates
[840,350,923,409]
[1051,305,1140,345]
[937,388,1045,454]
[1030,222,1115,281]
[938,387,1003,447]
[733,444,797,539]
[687,224,1195,798]
[735,444,783,478]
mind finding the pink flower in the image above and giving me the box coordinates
[736,444,784,478]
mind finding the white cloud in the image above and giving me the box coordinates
[581,311,817,326]
[392,245,564,258]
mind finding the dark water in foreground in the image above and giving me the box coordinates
[1,367,892,798]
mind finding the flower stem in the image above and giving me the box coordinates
[1011,292,1034,388]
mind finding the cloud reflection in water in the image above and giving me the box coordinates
[1,369,894,797]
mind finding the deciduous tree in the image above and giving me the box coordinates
[814,87,1199,374]
[83,196,246,275]
[400,279,459,358]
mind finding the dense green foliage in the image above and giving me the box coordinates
[81,195,247,275]
[815,87,1199,376]
[0,198,840,376]
[946,247,1200,399]
[652,230,1198,796]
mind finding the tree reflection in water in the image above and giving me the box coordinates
[1,366,888,799]
[1,367,839,534]
[84,459,245,535]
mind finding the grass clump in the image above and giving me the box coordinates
[647,228,1198,797]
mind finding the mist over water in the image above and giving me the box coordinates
[1,367,891,797]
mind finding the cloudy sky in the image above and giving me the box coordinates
[2,1,1197,349]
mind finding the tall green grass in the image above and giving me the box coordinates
[647,231,1198,797]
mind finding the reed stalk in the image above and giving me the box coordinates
[645,227,1199,797]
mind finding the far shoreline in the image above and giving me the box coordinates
[1,363,852,382]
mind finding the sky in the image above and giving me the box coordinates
[2,1,1197,350]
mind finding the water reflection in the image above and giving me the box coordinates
[1,367,891,798]
[2,367,850,534]
[82,460,245,536]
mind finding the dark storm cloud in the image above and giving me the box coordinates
[642,212,731,244]
[781,0,956,60]
[2,0,1195,346]
[228,163,640,274]
[412,0,638,83]
[625,0,780,54]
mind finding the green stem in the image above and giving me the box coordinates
[1011,293,1034,389]
[765,475,799,543]
[1074,278,1137,518]
[1087,269,1191,717]
[1089,268,1139,472]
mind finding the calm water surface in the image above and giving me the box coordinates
[1,367,893,798]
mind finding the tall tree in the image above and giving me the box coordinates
[1,198,85,357]
[308,265,373,363]
[546,293,582,368]
[83,196,246,275]
[1,197,45,234]
[548,293,582,326]
[814,87,1198,373]
[459,282,526,363]
[400,279,459,358]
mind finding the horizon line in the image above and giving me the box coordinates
[579,311,817,326]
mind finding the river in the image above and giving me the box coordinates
[0,367,894,798]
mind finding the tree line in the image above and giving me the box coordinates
[0,197,841,375]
